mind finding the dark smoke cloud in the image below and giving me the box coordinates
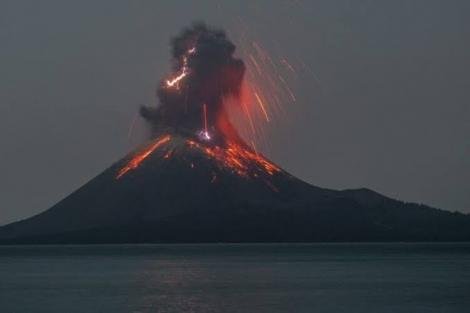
[141,23,245,139]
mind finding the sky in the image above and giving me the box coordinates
[1,0,469,225]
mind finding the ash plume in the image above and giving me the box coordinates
[141,23,245,141]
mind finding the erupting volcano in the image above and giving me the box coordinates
[118,24,282,189]
[1,24,470,244]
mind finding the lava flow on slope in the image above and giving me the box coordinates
[116,133,280,181]
[116,134,171,179]
[5,23,470,245]
[117,23,286,183]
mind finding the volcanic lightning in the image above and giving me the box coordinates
[164,46,196,90]
[118,23,287,186]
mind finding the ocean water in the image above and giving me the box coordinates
[0,243,469,313]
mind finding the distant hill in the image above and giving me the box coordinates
[1,131,469,244]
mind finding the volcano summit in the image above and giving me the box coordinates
[1,24,469,244]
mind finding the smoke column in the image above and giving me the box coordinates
[140,23,246,144]
[117,24,282,180]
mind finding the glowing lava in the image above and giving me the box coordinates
[186,139,280,178]
[121,26,288,184]
[116,135,171,179]
[223,33,298,155]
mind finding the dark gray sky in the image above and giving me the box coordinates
[1,0,469,225]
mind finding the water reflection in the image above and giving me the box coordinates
[1,244,469,313]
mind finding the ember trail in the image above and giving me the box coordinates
[117,23,282,182]
[4,24,470,246]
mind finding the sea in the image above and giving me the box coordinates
[0,243,469,313]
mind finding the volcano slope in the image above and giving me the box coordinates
[1,130,470,244]
[2,23,470,243]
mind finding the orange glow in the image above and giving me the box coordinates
[203,103,208,133]
[116,135,171,179]
[224,30,298,155]
[186,139,280,178]
[254,92,269,122]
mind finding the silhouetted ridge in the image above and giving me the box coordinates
[1,130,469,244]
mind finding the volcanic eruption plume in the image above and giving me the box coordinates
[117,23,280,181]
[3,24,470,245]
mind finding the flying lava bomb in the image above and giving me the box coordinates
[141,23,245,138]
[119,23,281,183]
[1,23,470,244]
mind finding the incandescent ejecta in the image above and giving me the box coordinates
[1,23,470,244]
[120,23,281,185]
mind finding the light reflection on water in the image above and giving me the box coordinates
[0,243,469,313]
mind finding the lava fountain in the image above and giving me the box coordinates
[117,23,284,182]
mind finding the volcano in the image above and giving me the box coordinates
[1,24,469,244]
[1,130,469,244]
